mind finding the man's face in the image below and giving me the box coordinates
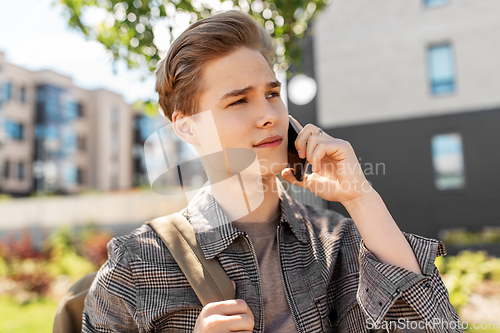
[194,47,289,177]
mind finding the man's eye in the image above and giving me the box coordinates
[268,92,280,98]
[229,98,245,106]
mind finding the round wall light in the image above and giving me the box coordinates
[287,74,317,106]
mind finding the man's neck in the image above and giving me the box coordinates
[233,175,281,223]
[208,174,281,224]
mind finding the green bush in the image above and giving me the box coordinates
[0,230,54,298]
[43,227,96,279]
[0,194,12,201]
[77,224,112,267]
[0,255,8,277]
[435,250,500,311]
[0,225,105,302]
[442,228,500,245]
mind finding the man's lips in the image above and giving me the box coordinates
[254,139,282,148]
[254,135,283,147]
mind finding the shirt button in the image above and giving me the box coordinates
[425,282,431,288]
[378,301,383,306]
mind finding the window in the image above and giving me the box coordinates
[4,82,12,101]
[428,44,456,95]
[5,120,24,140]
[77,135,86,151]
[36,88,46,103]
[45,94,59,119]
[431,132,465,190]
[64,100,79,120]
[3,160,10,179]
[111,107,120,126]
[62,131,76,153]
[425,0,449,8]
[20,87,26,103]
[110,108,120,159]
[77,102,84,117]
[77,168,84,185]
[18,162,24,180]
[63,164,77,188]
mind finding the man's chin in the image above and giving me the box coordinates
[260,163,288,177]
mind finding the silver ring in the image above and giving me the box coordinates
[318,128,323,136]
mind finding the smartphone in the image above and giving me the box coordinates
[287,116,309,182]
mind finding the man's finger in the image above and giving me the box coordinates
[204,299,253,317]
[221,313,255,332]
[281,168,302,186]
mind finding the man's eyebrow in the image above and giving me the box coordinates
[220,80,281,101]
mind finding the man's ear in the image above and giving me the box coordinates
[172,110,198,145]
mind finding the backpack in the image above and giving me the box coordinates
[53,213,235,333]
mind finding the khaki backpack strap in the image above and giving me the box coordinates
[145,213,235,306]
[53,271,97,333]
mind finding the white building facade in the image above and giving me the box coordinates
[314,0,500,127]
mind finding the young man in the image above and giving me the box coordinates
[82,10,462,333]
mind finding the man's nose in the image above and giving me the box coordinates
[257,98,279,128]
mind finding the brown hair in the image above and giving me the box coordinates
[155,10,276,121]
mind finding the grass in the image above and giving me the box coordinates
[0,296,59,333]
[467,328,500,333]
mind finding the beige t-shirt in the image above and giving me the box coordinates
[232,213,298,333]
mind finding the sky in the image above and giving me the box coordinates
[0,0,157,104]
[0,0,290,107]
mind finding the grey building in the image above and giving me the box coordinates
[288,0,500,251]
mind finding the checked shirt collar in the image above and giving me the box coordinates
[184,179,309,261]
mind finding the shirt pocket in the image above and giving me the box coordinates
[135,261,204,331]
[153,307,202,333]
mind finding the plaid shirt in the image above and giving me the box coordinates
[82,181,462,333]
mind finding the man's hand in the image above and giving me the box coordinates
[281,118,423,275]
[282,116,373,205]
[193,281,255,333]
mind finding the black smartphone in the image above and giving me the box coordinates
[287,116,309,182]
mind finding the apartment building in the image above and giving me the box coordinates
[0,52,134,195]
[0,53,36,195]
[287,0,500,244]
